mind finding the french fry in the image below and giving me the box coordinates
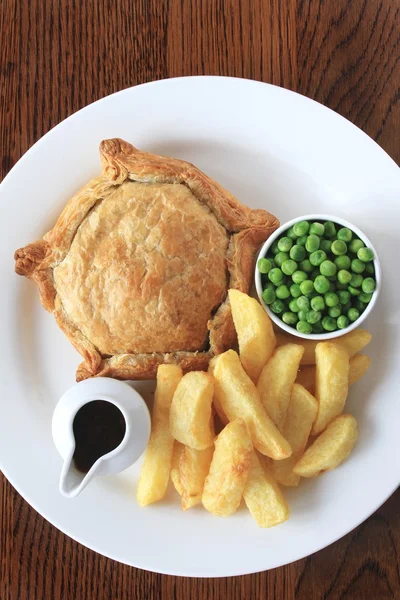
[272,384,318,486]
[170,371,214,450]
[170,441,185,496]
[244,452,289,527]
[339,330,372,361]
[276,329,372,365]
[257,344,304,430]
[209,359,229,427]
[210,350,292,460]
[180,445,214,510]
[137,365,183,506]
[348,354,371,385]
[312,342,349,435]
[202,419,253,517]
[228,289,276,382]
[297,353,371,394]
[294,414,358,477]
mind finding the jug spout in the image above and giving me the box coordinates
[59,451,99,499]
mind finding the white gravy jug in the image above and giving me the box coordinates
[52,378,151,498]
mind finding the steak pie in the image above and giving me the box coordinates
[15,139,278,380]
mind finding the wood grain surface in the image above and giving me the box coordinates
[0,0,399,598]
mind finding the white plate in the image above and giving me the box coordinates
[0,77,399,577]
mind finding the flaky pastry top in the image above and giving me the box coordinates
[53,181,228,355]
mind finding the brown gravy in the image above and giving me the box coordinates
[72,400,126,473]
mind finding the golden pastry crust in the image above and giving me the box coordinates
[14,139,279,380]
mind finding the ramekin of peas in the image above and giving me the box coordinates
[254,215,381,339]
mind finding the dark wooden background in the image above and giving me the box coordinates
[1,1,399,598]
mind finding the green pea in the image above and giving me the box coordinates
[336,282,348,290]
[298,309,308,322]
[277,236,293,253]
[320,260,337,277]
[290,245,306,262]
[268,268,284,285]
[362,277,376,293]
[320,239,332,254]
[306,310,322,324]
[338,269,352,284]
[324,221,337,239]
[351,258,365,274]
[292,270,308,284]
[309,222,325,236]
[293,220,310,237]
[312,322,324,333]
[328,305,341,318]
[357,247,374,263]
[296,320,312,334]
[276,285,290,299]
[306,234,320,253]
[290,283,302,298]
[300,280,314,296]
[365,263,375,275]
[337,315,349,329]
[289,299,300,312]
[257,257,273,274]
[348,308,360,322]
[297,296,310,311]
[282,259,298,276]
[338,290,350,305]
[297,235,308,247]
[271,299,286,314]
[299,259,313,273]
[309,250,327,267]
[329,282,337,292]
[282,312,298,325]
[341,301,352,313]
[314,275,330,294]
[322,316,337,331]
[337,227,353,243]
[271,241,280,255]
[325,292,339,307]
[350,274,363,288]
[348,285,360,296]
[331,240,347,256]
[262,287,276,305]
[359,291,373,303]
[286,226,298,240]
[308,290,319,299]
[311,296,325,311]
[349,238,364,254]
[275,252,290,267]
[334,255,351,270]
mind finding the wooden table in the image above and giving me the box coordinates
[1,1,399,598]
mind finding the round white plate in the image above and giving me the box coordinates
[0,77,399,577]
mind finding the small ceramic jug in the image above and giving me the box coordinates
[52,377,151,498]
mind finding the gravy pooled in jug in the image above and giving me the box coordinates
[72,400,126,473]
